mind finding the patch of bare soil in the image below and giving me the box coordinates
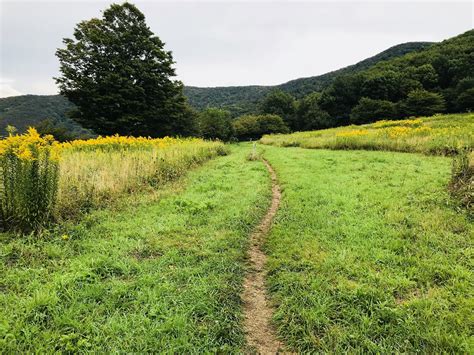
[242,159,288,354]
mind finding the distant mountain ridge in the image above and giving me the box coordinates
[1,41,433,134]
[184,41,433,114]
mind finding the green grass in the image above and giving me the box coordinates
[263,145,473,352]
[2,142,472,352]
[261,113,474,155]
[0,145,270,352]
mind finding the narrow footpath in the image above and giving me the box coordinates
[242,159,285,354]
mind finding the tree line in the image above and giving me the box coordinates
[53,3,473,142]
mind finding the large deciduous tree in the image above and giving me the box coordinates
[399,89,446,117]
[296,93,333,131]
[350,97,397,124]
[259,90,297,130]
[55,2,196,137]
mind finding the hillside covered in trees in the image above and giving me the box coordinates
[0,95,87,137]
[184,41,433,115]
[1,41,432,135]
[311,29,473,127]
[1,30,472,138]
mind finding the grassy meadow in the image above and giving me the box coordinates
[0,113,472,352]
[0,130,226,231]
[57,135,227,220]
[261,113,474,155]
[0,145,270,352]
[263,146,472,352]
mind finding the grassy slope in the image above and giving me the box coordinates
[261,113,474,155]
[263,145,473,352]
[0,145,270,352]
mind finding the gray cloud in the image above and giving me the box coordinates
[0,1,472,97]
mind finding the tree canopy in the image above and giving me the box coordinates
[55,2,196,137]
[259,90,297,130]
[232,114,289,140]
[198,108,234,141]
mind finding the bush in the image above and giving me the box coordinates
[400,89,446,117]
[232,114,289,140]
[350,97,397,124]
[0,128,59,232]
[198,108,234,141]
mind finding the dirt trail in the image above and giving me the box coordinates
[242,159,286,354]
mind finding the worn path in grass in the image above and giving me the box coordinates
[242,159,284,353]
[0,145,271,353]
[263,145,473,353]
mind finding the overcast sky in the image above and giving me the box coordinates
[0,0,472,97]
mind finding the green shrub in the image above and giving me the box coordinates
[198,108,234,141]
[233,114,289,140]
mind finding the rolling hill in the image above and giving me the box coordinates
[184,41,433,113]
[0,41,433,134]
[0,94,83,136]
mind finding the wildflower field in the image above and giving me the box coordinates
[260,113,474,155]
[0,129,226,232]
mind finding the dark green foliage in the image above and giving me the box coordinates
[232,114,289,140]
[350,97,397,124]
[0,95,85,137]
[457,88,474,112]
[360,70,404,101]
[406,64,439,89]
[35,119,90,142]
[455,78,474,112]
[198,108,234,141]
[259,90,297,130]
[55,3,195,137]
[183,42,431,114]
[295,93,332,130]
[184,86,267,117]
[399,89,446,117]
[317,30,473,125]
[318,74,365,125]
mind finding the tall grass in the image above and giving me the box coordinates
[58,140,227,219]
[261,113,473,155]
[449,149,473,212]
[0,130,227,232]
[0,128,59,232]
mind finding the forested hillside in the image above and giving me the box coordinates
[0,95,85,136]
[184,41,432,114]
[1,30,472,136]
[313,29,473,127]
[278,42,433,97]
